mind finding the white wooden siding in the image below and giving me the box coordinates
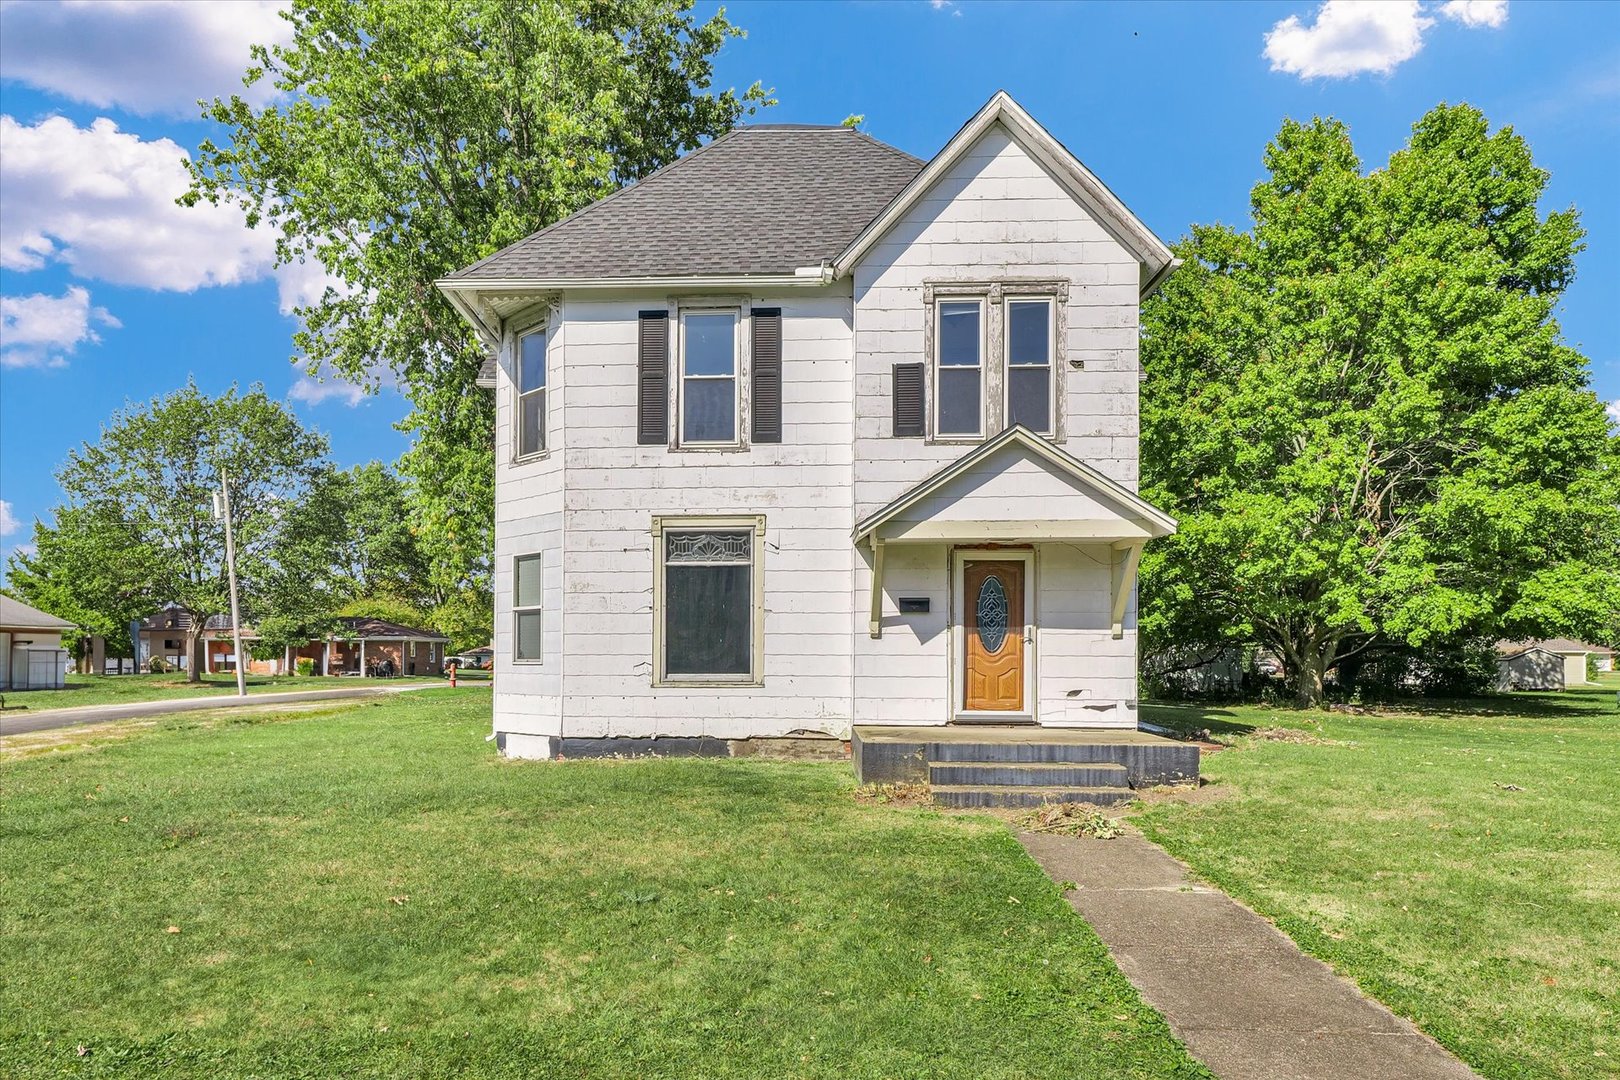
[485,117,1150,744]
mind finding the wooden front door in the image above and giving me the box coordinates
[964,560,1025,712]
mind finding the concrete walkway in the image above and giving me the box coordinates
[1018,830,1481,1080]
[0,682,448,737]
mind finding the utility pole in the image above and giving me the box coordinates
[216,468,248,698]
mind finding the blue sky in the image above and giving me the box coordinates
[2,0,1616,574]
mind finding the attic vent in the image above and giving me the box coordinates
[892,362,925,438]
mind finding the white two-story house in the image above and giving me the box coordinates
[439,92,1185,792]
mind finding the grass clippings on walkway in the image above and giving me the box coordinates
[1138,679,1620,1080]
[0,690,1206,1079]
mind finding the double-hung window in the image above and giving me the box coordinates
[934,299,984,437]
[1006,297,1055,434]
[513,553,543,662]
[654,517,763,684]
[516,327,547,457]
[679,310,739,445]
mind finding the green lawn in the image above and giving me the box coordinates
[0,691,1206,1079]
[1138,677,1620,1080]
[0,672,442,711]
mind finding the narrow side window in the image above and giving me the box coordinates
[934,300,983,437]
[1006,298,1054,434]
[516,328,547,457]
[513,553,543,662]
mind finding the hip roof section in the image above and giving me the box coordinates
[446,126,924,282]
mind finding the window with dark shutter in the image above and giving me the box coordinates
[892,362,925,437]
[637,311,669,445]
[751,308,782,443]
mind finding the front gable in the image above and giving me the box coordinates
[854,427,1176,546]
[837,91,1176,296]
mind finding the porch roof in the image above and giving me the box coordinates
[852,426,1177,547]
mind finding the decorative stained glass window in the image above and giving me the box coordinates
[977,575,1009,652]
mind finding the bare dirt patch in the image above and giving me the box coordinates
[853,781,933,808]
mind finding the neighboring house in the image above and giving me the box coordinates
[134,606,278,675]
[1495,639,1614,691]
[289,617,449,677]
[0,595,74,690]
[438,91,1182,763]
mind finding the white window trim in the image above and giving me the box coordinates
[1004,295,1056,436]
[650,514,766,687]
[932,296,986,441]
[675,307,743,449]
[949,548,1037,722]
[512,552,543,665]
[512,319,549,463]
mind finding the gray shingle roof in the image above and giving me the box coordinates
[447,126,924,281]
[0,594,76,630]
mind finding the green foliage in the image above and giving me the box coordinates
[426,589,494,652]
[186,0,772,621]
[335,594,430,629]
[295,657,316,677]
[1141,103,1620,705]
[7,383,341,679]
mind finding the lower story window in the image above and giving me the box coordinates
[655,518,763,683]
[513,553,543,662]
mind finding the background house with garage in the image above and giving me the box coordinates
[439,91,1192,792]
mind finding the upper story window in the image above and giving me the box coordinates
[679,310,739,445]
[934,299,984,437]
[1006,297,1054,434]
[516,326,547,458]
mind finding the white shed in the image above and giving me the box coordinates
[1494,638,1612,691]
[0,595,75,691]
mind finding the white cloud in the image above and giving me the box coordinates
[0,500,19,537]
[1265,1,1434,79]
[0,285,120,369]
[0,114,281,291]
[1264,1,1509,80]
[1607,398,1620,425]
[1437,0,1507,29]
[0,0,293,118]
[289,362,367,408]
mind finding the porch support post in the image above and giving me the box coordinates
[321,640,329,676]
[359,638,367,677]
[1110,540,1143,639]
[869,537,886,639]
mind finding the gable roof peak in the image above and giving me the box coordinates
[833,89,1178,297]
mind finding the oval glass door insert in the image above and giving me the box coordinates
[977,575,1009,652]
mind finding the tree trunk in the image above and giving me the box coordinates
[188,624,207,683]
[1294,655,1326,708]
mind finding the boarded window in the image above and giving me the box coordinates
[517,328,546,456]
[1006,298,1053,433]
[750,308,782,443]
[514,553,542,662]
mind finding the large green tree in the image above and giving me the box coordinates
[9,384,341,681]
[1140,104,1620,706]
[185,0,769,620]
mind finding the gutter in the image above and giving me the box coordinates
[435,272,835,292]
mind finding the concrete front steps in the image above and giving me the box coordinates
[852,725,1198,809]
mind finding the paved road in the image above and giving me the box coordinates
[1020,829,1481,1080]
[0,682,449,737]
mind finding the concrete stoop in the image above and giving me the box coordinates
[852,724,1198,808]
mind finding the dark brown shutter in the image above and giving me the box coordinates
[637,311,669,445]
[750,308,782,443]
[892,362,925,437]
